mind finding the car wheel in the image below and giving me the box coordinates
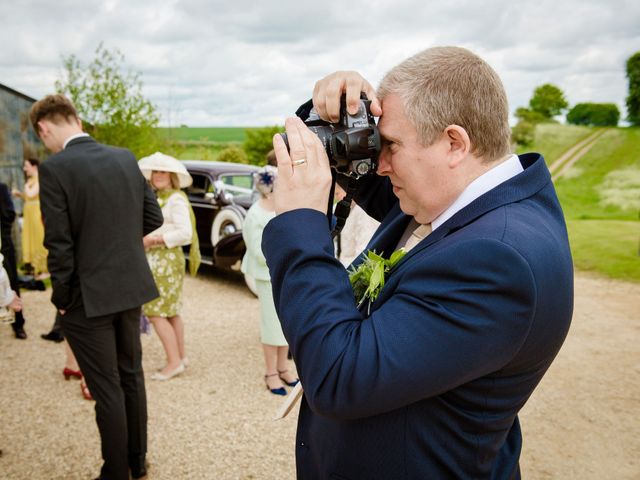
[244,273,258,297]
[211,206,244,247]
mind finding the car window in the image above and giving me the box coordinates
[219,174,254,203]
[186,173,210,197]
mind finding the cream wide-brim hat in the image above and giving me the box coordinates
[138,152,193,188]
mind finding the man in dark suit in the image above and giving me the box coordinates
[264,47,574,479]
[30,94,163,480]
[0,181,27,339]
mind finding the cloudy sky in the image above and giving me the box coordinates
[1,0,638,126]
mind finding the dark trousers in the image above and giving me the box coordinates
[1,242,24,330]
[61,305,147,480]
[51,311,63,335]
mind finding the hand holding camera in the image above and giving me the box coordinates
[272,71,382,227]
[272,117,333,216]
[312,71,382,122]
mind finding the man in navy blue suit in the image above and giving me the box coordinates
[263,46,573,479]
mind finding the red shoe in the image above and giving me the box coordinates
[80,380,93,401]
[63,367,82,380]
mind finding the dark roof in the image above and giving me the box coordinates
[182,160,260,174]
[0,83,37,103]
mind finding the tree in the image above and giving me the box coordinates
[514,106,546,124]
[243,126,283,165]
[566,103,620,127]
[529,84,569,120]
[626,51,640,126]
[55,44,162,158]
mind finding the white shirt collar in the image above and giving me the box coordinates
[62,132,90,150]
[431,154,524,231]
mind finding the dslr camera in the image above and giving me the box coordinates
[281,95,381,178]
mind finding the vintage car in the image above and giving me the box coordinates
[182,160,260,292]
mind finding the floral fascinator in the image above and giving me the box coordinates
[253,165,277,196]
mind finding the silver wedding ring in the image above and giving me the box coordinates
[292,158,307,166]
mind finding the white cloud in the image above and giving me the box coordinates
[0,0,638,126]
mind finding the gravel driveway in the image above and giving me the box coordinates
[0,267,638,479]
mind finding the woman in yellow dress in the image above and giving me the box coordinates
[12,158,48,278]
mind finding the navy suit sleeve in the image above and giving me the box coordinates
[263,209,536,420]
[39,162,75,310]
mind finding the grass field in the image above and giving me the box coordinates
[515,123,593,165]
[527,125,640,282]
[157,127,249,143]
[169,143,231,160]
[156,127,268,160]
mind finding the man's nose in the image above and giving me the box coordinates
[376,149,391,175]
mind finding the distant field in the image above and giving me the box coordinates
[172,144,230,160]
[157,127,251,143]
[525,124,639,282]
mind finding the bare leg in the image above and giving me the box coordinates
[149,316,181,375]
[64,340,80,371]
[168,315,185,361]
[276,346,298,384]
[263,343,285,390]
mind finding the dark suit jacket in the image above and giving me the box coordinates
[0,182,16,247]
[263,153,573,479]
[39,136,163,318]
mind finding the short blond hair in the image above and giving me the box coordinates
[378,46,511,162]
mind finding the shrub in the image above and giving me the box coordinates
[243,126,283,165]
[217,146,248,164]
[566,103,620,127]
[515,107,547,124]
[511,121,536,147]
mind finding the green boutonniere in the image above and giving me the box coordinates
[348,249,407,310]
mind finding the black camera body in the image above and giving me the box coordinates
[282,96,381,178]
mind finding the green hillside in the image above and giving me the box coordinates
[157,127,248,143]
[515,123,593,164]
[523,124,640,282]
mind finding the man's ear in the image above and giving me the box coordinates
[443,125,470,168]
[36,120,48,138]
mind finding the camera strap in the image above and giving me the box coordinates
[330,174,359,239]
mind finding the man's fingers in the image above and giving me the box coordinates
[362,80,382,117]
[296,119,320,168]
[272,133,293,180]
[324,76,344,123]
[283,117,306,161]
[312,80,326,119]
[345,74,365,115]
[313,71,381,121]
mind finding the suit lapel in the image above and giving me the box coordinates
[349,203,412,271]
[366,153,551,311]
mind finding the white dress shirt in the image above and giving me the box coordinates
[62,132,90,150]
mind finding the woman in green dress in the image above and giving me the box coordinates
[138,152,200,381]
[242,165,298,395]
